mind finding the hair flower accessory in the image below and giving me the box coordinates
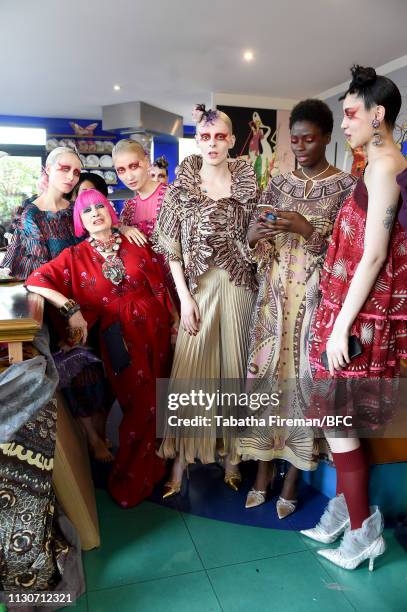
[192,104,219,125]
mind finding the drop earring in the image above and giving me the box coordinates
[372,117,383,146]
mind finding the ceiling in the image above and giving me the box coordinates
[1,0,407,122]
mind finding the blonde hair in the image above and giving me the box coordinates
[112,138,147,163]
[213,110,233,133]
[193,105,233,134]
[38,147,81,193]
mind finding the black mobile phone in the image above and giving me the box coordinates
[321,335,363,371]
[101,320,131,375]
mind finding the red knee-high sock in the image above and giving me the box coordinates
[332,446,370,530]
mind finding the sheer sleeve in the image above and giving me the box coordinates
[151,185,182,263]
[120,199,136,226]
[2,207,50,279]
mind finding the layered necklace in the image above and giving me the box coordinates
[88,230,126,285]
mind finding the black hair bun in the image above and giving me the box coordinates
[350,65,377,87]
[154,156,169,169]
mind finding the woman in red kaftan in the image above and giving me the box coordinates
[26,189,176,508]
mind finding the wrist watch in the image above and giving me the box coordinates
[59,299,80,319]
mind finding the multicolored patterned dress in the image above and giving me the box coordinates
[309,169,407,431]
[238,171,356,470]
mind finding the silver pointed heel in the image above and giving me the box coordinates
[317,507,385,570]
[300,493,350,544]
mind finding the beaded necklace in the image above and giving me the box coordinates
[88,230,125,285]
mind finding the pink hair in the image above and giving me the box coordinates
[37,168,49,193]
[73,189,119,237]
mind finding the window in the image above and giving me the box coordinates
[0,155,42,225]
[0,127,46,229]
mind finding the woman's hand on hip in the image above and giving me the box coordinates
[180,294,200,336]
[119,224,148,246]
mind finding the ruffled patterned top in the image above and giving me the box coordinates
[151,154,258,293]
[120,182,167,238]
[310,168,407,376]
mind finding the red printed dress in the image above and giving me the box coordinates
[309,169,407,429]
[27,237,174,507]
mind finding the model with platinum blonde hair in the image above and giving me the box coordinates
[152,104,258,498]
[2,146,114,463]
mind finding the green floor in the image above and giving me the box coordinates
[69,490,407,612]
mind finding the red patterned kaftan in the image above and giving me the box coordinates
[27,237,173,507]
[309,169,407,430]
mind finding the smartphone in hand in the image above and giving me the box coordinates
[257,203,277,221]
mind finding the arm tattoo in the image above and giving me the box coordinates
[382,206,397,231]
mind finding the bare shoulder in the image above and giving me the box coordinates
[366,152,407,181]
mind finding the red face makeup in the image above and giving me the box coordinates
[289,121,328,168]
[341,94,373,148]
[198,132,228,142]
[49,153,81,193]
[344,106,359,120]
[113,152,148,191]
[57,162,81,178]
[195,117,234,166]
[116,161,140,174]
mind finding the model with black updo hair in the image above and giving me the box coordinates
[150,155,169,184]
[301,66,407,570]
[341,65,402,128]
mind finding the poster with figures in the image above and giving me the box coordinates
[217,105,277,189]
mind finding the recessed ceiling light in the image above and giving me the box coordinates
[113,84,121,91]
[243,50,254,62]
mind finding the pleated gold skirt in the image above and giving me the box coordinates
[159,267,256,464]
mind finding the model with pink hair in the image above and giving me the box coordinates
[26,188,177,508]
